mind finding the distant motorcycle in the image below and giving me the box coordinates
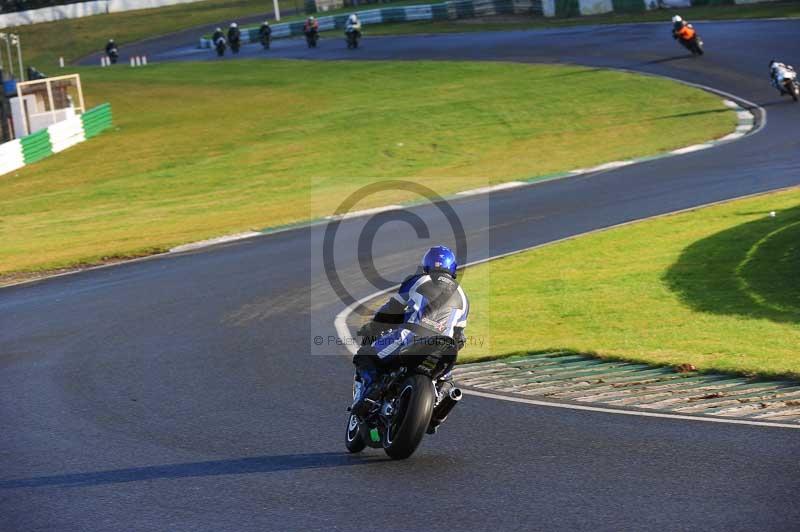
[260,32,271,50]
[215,37,227,57]
[345,29,360,49]
[107,47,119,64]
[229,36,241,54]
[345,333,462,460]
[673,24,704,56]
[777,69,800,102]
[677,32,704,55]
[305,29,319,48]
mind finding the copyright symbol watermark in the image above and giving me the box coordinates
[321,179,468,318]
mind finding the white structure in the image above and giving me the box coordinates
[11,74,85,137]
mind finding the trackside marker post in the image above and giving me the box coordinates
[59,56,64,68]
[129,57,135,67]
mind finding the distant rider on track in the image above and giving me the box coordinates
[304,16,320,47]
[259,19,272,49]
[769,59,797,94]
[105,39,119,64]
[227,22,241,54]
[351,245,469,429]
[345,13,362,46]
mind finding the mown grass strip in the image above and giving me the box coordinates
[458,187,800,379]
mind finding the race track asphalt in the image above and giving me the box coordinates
[6,19,800,531]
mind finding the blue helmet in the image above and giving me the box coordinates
[421,245,457,277]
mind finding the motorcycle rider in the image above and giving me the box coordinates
[671,15,696,42]
[769,59,797,94]
[105,39,118,62]
[227,22,241,53]
[351,245,469,424]
[212,27,225,44]
[304,16,319,41]
[259,19,272,49]
[345,13,362,40]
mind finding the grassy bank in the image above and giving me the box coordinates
[11,0,299,68]
[0,60,735,277]
[365,1,800,36]
[459,188,800,379]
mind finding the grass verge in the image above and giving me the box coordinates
[0,59,735,278]
[364,1,800,36]
[12,0,300,68]
[458,187,800,379]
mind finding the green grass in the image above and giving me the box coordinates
[364,1,800,36]
[0,59,735,277]
[13,0,301,68]
[458,187,800,379]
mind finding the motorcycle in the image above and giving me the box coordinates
[305,29,319,48]
[346,29,360,49]
[345,334,463,460]
[215,37,227,57]
[677,32,704,56]
[229,37,241,54]
[778,70,800,102]
[260,33,271,50]
[107,48,119,64]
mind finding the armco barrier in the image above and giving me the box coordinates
[20,130,53,164]
[202,0,543,48]
[0,103,112,177]
[81,103,114,139]
[0,139,25,176]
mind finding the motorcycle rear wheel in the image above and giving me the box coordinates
[382,374,435,460]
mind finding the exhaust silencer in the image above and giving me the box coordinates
[430,387,462,428]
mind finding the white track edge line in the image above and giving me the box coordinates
[461,389,800,429]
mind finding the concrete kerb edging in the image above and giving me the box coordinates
[0,71,765,289]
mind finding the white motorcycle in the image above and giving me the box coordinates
[775,68,800,102]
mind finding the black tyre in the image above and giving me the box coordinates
[345,413,367,453]
[383,374,435,460]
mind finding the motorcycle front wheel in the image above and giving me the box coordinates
[345,413,367,453]
[382,374,435,460]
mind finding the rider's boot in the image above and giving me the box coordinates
[351,368,378,418]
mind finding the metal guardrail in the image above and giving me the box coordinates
[200,0,543,48]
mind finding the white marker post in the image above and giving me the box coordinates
[134,56,141,67]
[273,0,281,21]
[130,57,135,67]
[59,56,64,68]
[141,55,147,66]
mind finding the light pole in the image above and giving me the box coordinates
[11,34,23,81]
[1,33,14,80]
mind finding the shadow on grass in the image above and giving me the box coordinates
[647,108,731,121]
[0,452,384,489]
[663,204,800,324]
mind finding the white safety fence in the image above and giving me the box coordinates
[0,139,25,175]
[47,114,85,153]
